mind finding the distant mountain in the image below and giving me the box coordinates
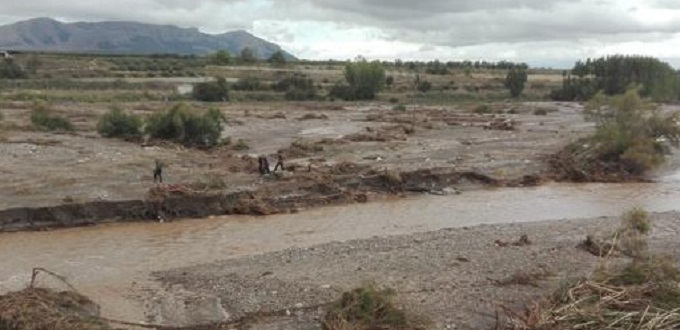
[0,17,295,59]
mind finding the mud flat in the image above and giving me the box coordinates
[151,211,680,329]
[0,165,538,232]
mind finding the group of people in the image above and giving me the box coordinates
[258,153,284,175]
[152,153,285,184]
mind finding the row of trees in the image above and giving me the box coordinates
[551,56,680,102]
[209,48,287,66]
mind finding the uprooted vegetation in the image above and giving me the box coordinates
[323,286,427,330]
[550,88,680,182]
[496,209,680,330]
[0,269,112,330]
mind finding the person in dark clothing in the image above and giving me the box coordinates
[258,155,271,175]
[153,160,163,183]
[274,153,284,172]
[257,156,264,175]
[262,155,271,174]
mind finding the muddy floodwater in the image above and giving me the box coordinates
[2,175,680,322]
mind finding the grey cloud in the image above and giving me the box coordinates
[273,0,680,48]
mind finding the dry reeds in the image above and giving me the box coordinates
[495,209,680,330]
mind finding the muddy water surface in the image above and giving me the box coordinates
[2,177,680,322]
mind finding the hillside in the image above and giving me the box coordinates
[0,17,295,59]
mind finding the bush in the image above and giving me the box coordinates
[417,81,432,93]
[30,104,74,132]
[0,58,26,79]
[343,59,386,100]
[393,104,406,111]
[504,66,528,98]
[0,110,4,122]
[328,82,356,101]
[275,74,317,101]
[550,88,680,180]
[268,50,287,66]
[145,105,225,148]
[388,97,399,104]
[193,77,229,102]
[232,77,262,91]
[96,107,142,140]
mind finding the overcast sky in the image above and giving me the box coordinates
[1,0,680,68]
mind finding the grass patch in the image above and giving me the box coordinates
[30,103,74,132]
[323,286,426,330]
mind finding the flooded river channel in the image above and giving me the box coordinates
[2,176,680,322]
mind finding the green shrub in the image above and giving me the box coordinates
[328,82,356,101]
[393,104,406,111]
[30,104,74,132]
[0,58,26,79]
[96,107,143,140]
[0,110,4,122]
[505,66,528,98]
[343,59,386,100]
[232,77,262,91]
[388,97,399,104]
[323,286,425,330]
[145,105,225,148]
[193,77,229,102]
[551,88,680,180]
[417,81,432,93]
[275,74,317,101]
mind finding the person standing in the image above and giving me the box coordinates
[274,153,284,172]
[153,160,163,183]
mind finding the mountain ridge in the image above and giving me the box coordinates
[0,17,295,59]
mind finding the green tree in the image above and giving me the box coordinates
[210,50,232,65]
[239,47,257,64]
[97,107,143,140]
[193,77,229,102]
[417,80,432,93]
[145,105,225,148]
[268,50,286,66]
[344,59,386,100]
[504,66,528,98]
[0,58,26,79]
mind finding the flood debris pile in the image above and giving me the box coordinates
[496,209,680,330]
[0,288,112,330]
[323,287,427,330]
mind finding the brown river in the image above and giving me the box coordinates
[2,177,680,323]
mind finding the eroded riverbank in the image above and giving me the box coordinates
[3,178,680,326]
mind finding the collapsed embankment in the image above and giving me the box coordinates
[0,168,541,232]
